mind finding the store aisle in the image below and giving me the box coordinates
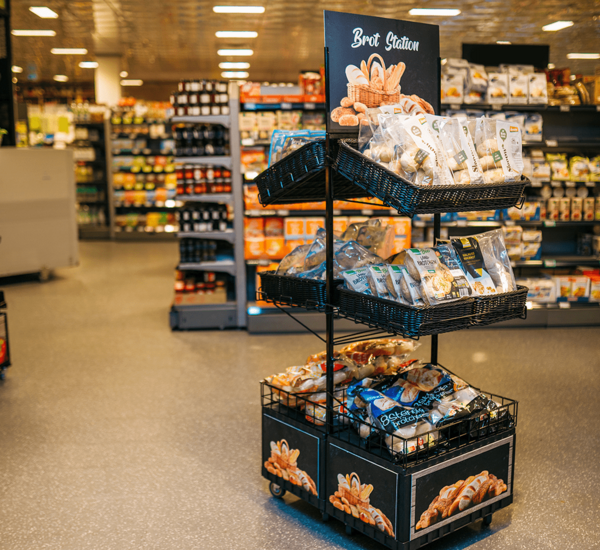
[0,241,599,550]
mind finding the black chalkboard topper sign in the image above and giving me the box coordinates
[324,11,440,133]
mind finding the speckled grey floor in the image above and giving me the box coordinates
[1,241,599,550]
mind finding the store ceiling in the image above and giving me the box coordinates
[10,0,600,86]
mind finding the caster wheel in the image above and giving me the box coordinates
[482,514,492,527]
[345,524,354,536]
[269,482,286,499]
[321,512,330,522]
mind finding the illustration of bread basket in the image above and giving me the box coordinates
[347,54,402,108]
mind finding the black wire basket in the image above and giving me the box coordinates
[258,270,343,309]
[334,140,530,217]
[337,288,476,338]
[254,139,369,206]
[472,285,529,326]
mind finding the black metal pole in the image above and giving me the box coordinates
[0,0,16,146]
[430,212,441,364]
[324,47,335,435]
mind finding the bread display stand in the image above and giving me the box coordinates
[259,11,526,549]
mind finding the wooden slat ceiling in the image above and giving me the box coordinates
[10,0,600,83]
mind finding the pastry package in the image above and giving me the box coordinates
[469,229,516,292]
[276,244,312,275]
[449,237,498,295]
[486,73,509,104]
[269,129,325,166]
[341,267,372,295]
[438,118,484,184]
[463,64,487,104]
[334,240,383,277]
[441,73,465,104]
[386,264,425,306]
[434,243,474,298]
[473,118,523,183]
[342,218,395,259]
[423,114,456,186]
[589,157,600,182]
[366,264,392,299]
[380,114,446,186]
[405,248,462,305]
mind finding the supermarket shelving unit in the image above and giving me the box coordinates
[74,120,114,239]
[257,18,528,546]
[169,84,246,330]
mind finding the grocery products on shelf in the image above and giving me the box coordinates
[173,270,230,306]
[114,211,177,233]
[171,80,230,117]
[173,124,230,157]
[177,205,231,233]
[175,164,232,196]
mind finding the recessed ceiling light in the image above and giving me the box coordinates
[53,75,68,82]
[79,61,98,68]
[542,21,573,31]
[120,71,128,78]
[216,31,258,38]
[567,53,600,59]
[221,71,249,78]
[12,29,56,36]
[11,66,23,73]
[496,41,511,45]
[219,62,250,69]
[218,49,253,56]
[12,77,18,84]
[51,48,87,55]
[121,79,143,86]
[213,6,265,13]
[547,63,555,69]
[409,9,460,16]
[29,6,58,18]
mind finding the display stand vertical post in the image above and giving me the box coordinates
[430,213,441,364]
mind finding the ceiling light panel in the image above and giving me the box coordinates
[219,62,250,69]
[216,31,258,38]
[542,21,574,32]
[222,71,249,78]
[12,29,56,36]
[51,48,88,55]
[409,9,461,16]
[29,6,59,18]
[213,6,265,14]
[53,75,68,82]
[567,53,600,59]
[218,49,253,56]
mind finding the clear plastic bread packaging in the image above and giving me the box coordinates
[386,264,425,306]
[473,117,523,183]
[434,243,474,298]
[464,229,516,293]
[405,248,462,305]
[438,117,484,185]
[276,243,312,275]
[366,264,391,299]
[334,240,383,276]
[449,236,498,295]
[341,266,372,295]
[343,219,395,259]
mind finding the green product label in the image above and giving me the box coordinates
[432,121,439,133]
[454,150,467,165]
[414,149,429,164]
[499,128,507,141]
[462,125,468,136]
[428,270,436,273]
[492,151,502,163]
[410,248,422,254]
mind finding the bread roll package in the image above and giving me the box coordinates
[473,118,523,183]
[449,237,498,296]
[386,264,424,306]
[424,114,455,186]
[439,118,484,185]
[366,264,392,299]
[405,248,462,305]
[342,267,373,295]
[467,229,516,293]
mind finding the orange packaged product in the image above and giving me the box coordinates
[265,237,286,259]
[284,217,306,239]
[306,218,325,239]
[155,187,168,202]
[244,217,264,239]
[264,217,284,237]
[245,238,265,259]
[244,184,262,210]
[285,238,305,254]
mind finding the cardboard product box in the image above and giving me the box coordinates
[392,235,411,254]
[555,276,572,299]
[527,73,548,104]
[244,217,264,239]
[558,198,571,222]
[589,276,600,302]
[487,73,509,104]
[521,242,542,260]
[583,197,595,221]
[503,225,523,245]
[387,217,412,242]
[547,198,560,221]
[244,184,262,210]
[264,217,284,237]
[348,216,370,224]
[265,237,286,259]
[441,73,464,104]
[284,217,306,239]
[333,217,349,235]
[505,202,541,221]
[509,74,528,104]
[571,198,583,222]
[522,229,542,242]
[244,237,265,260]
[523,278,556,303]
[571,277,590,299]
[174,286,227,306]
[305,217,325,239]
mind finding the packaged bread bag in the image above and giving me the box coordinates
[405,248,462,305]
[449,237,497,295]
[439,117,485,184]
[424,114,456,186]
[473,118,523,183]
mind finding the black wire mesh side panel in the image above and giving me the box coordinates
[258,271,342,309]
[338,288,475,338]
[254,140,370,206]
[334,141,530,217]
[472,285,528,326]
[0,291,9,373]
[336,392,517,469]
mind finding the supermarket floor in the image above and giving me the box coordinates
[1,240,599,550]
